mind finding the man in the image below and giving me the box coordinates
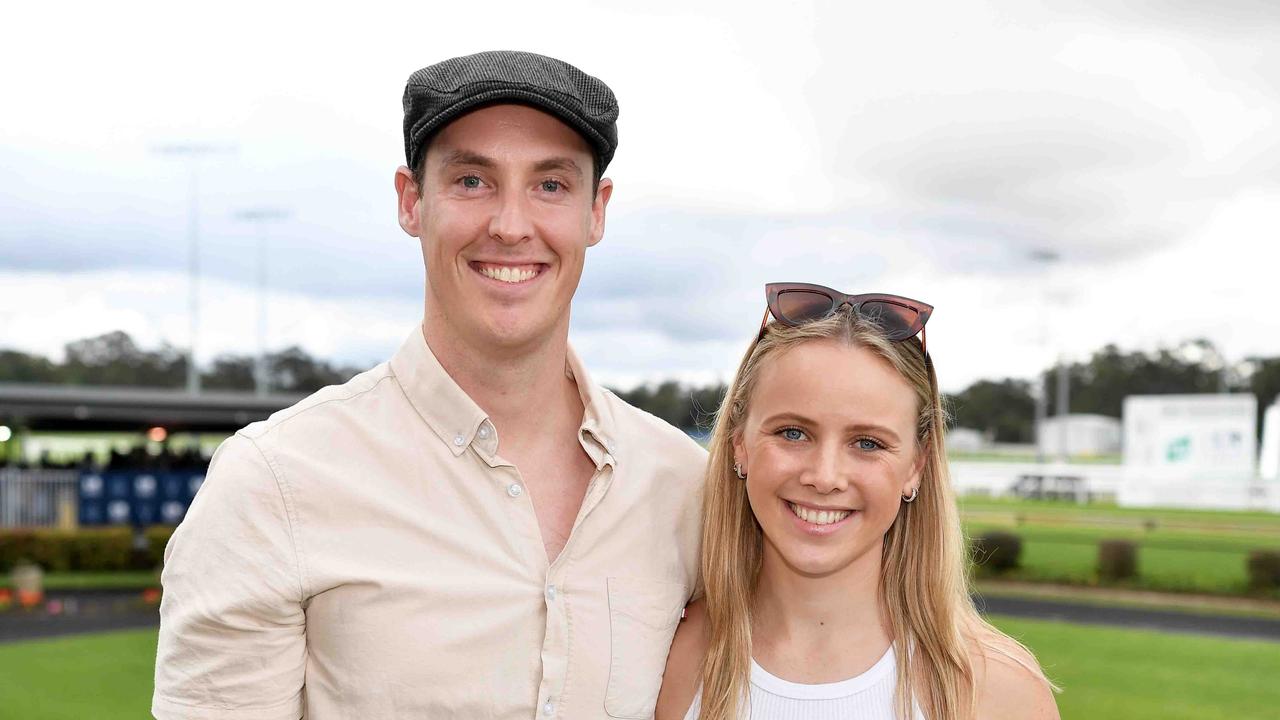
[153,51,705,719]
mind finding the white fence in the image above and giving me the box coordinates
[0,469,81,529]
[950,461,1125,503]
[950,460,1280,511]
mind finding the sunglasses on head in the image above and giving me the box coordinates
[760,282,934,353]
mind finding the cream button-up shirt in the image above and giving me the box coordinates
[153,328,706,719]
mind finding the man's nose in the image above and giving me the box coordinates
[488,186,534,245]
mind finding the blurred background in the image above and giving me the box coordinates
[2,1,1278,718]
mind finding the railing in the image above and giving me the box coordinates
[0,469,81,529]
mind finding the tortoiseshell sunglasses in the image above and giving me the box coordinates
[760,282,934,353]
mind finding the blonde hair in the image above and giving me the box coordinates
[698,309,1052,720]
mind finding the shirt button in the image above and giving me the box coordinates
[478,425,490,439]
[507,483,523,498]
[546,584,557,601]
[543,700,555,716]
[453,434,465,447]
[607,440,616,452]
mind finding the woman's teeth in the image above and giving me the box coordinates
[788,502,851,526]
[479,266,538,283]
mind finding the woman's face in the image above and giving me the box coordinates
[733,339,924,580]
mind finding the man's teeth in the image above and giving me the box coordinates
[479,266,538,283]
[788,502,851,526]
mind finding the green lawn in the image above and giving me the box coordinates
[0,629,158,720]
[996,615,1280,719]
[41,571,159,591]
[962,497,1280,596]
[0,618,1277,719]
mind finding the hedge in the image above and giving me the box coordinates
[0,526,176,573]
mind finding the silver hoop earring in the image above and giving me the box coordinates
[902,487,918,503]
[734,463,747,480]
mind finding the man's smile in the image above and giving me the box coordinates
[469,261,547,285]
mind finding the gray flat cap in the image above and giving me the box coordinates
[402,51,619,177]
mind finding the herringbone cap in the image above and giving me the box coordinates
[403,51,619,177]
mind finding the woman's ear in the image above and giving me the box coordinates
[731,432,747,476]
[904,439,928,497]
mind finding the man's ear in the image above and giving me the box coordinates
[395,166,422,237]
[587,177,613,248]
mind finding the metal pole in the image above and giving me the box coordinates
[187,163,201,394]
[153,143,236,394]
[256,223,268,396]
[1029,248,1060,464]
[1056,354,1070,460]
[1034,371,1047,463]
[233,207,290,396]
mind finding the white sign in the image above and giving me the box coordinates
[1123,394,1257,479]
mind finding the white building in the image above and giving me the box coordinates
[1036,414,1121,458]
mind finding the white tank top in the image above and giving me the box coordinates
[682,646,925,719]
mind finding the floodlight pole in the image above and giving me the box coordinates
[153,143,237,394]
[1029,249,1062,463]
[233,207,291,396]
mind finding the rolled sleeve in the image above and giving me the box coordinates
[153,434,307,720]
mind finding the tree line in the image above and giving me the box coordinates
[0,331,361,395]
[2,331,1277,438]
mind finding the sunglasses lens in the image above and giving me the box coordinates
[860,301,921,340]
[775,290,836,325]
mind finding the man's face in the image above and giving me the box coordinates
[396,104,612,353]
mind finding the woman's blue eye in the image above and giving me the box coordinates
[857,438,881,451]
[782,428,805,441]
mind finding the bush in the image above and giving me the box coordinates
[0,527,176,573]
[145,526,176,568]
[0,530,39,573]
[1098,539,1138,582]
[972,531,1023,573]
[1247,550,1280,591]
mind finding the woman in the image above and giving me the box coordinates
[657,283,1058,720]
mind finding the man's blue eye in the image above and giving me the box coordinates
[541,180,562,192]
[462,176,481,189]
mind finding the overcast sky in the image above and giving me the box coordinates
[2,0,1278,393]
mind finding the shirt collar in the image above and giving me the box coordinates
[389,326,618,468]
[567,345,618,469]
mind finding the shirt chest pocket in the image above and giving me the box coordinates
[603,577,688,719]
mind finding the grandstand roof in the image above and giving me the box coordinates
[0,383,305,432]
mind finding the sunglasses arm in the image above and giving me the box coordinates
[757,306,771,338]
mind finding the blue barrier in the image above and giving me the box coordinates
[78,471,204,527]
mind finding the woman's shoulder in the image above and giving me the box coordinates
[655,598,710,720]
[969,638,1060,720]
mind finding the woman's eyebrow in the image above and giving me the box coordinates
[759,412,902,443]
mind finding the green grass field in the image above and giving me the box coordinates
[998,616,1280,719]
[0,617,1275,719]
[960,497,1280,597]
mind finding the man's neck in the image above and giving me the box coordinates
[420,317,582,442]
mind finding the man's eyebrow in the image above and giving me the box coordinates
[438,150,496,168]
[532,157,584,180]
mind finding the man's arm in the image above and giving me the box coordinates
[152,434,307,720]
